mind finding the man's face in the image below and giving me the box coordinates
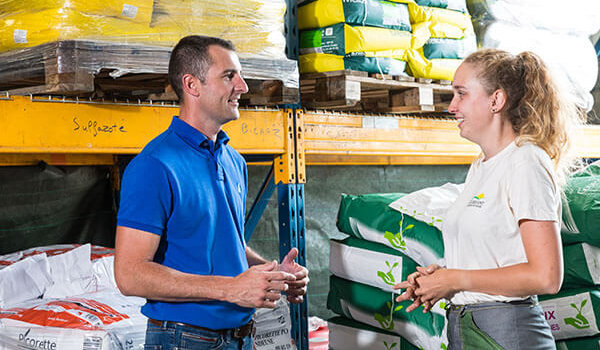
[196,45,249,125]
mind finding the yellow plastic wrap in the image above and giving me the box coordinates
[406,48,462,80]
[0,0,298,94]
[151,0,287,59]
[0,8,154,51]
[0,0,153,24]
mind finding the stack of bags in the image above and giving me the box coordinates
[539,162,600,348]
[328,188,458,349]
[467,0,600,110]
[406,0,477,80]
[0,0,288,60]
[0,244,149,349]
[329,169,600,349]
[298,0,476,80]
[298,0,413,76]
[0,0,154,51]
[150,0,287,59]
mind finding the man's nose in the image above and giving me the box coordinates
[235,75,249,94]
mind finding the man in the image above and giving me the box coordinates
[114,35,309,350]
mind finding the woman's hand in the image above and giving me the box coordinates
[394,264,442,312]
[414,268,459,311]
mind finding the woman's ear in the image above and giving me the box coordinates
[490,89,507,114]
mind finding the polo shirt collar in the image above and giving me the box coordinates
[170,116,230,151]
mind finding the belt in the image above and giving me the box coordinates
[446,296,538,312]
[148,318,255,339]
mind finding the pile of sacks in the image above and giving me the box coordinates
[298,0,476,80]
[0,244,148,350]
[541,162,600,348]
[0,0,287,60]
[467,0,600,110]
[329,161,600,348]
[328,187,458,349]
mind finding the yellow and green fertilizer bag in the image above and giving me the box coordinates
[300,50,408,74]
[298,0,411,31]
[300,23,412,56]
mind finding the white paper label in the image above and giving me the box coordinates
[540,292,599,340]
[121,4,138,19]
[13,29,27,44]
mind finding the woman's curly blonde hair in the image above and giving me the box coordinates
[463,49,584,186]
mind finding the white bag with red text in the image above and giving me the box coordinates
[0,287,147,349]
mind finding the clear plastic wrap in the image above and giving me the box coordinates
[467,0,600,36]
[468,0,599,111]
[0,0,298,96]
[481,21,597,111]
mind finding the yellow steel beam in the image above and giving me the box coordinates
[0,95,286,155]
[0,153,116,166]
[304,110,600,165]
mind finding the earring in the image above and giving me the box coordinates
[491,108,497,113]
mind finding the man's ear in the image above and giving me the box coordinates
[182,74,200,98]
[490,89,507,114]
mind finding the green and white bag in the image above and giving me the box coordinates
[539,288,600,340]
[328,316,419,350]
[562,243,600,289]
[328,275,448,350]
[556,335,600,350]
[329,237,418,292]
[337,193,444,267]
[298,0,411,31]
[562,162,600,246]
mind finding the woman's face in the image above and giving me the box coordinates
[448,63,495,144]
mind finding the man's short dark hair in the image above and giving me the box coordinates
[168,35,236,102]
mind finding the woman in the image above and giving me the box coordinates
[395,49,584,349]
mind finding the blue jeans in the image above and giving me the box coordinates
[144,320,253,350]
[446,297,556,350]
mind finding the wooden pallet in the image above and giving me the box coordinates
[0,40,299,105]
[301,70,453,114]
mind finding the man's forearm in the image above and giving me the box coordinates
[246,246,270,266]
[115,259,233,302]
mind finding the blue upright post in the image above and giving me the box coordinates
[244,165,276,242]
[277,183,302,347]
[294,183,308,350]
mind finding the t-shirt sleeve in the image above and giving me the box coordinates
[507,151,560,223]
[117,156,172,235]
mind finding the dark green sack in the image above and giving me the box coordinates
[327,275,448,349]
[328,316,419,350]
[336,193,444,267]
[561,163,600,246]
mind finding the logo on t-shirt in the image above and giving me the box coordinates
[467,193,485,208]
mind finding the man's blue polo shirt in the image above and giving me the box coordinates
[117,116,253,329]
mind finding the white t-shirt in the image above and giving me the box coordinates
[443,141,561,304]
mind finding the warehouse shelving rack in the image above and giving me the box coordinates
[0,94,309,348]
[3,95,600,350]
